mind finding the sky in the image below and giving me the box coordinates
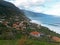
[5,0,60,17]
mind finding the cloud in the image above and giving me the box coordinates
[43,2,60,16]
[7,0,46,12]
[5,0,45,6]
[30,20,42,24]
[5,0,60,16]
[29,6,44,13]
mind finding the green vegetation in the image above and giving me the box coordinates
[0,40,18,45]
[25,39,60,45]
[39,26,60,37]
[0,39,60,45]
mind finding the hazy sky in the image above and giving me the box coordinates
[5,0,60,16]
[4,0,60,34]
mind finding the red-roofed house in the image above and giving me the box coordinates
[30,31,40,37]
[52,36,60,42]
[12,23,20,30]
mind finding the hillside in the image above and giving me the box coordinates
[0,1,60,45]
[0,1,30,39]
[0,1,30,21]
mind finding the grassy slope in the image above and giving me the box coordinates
[0,40,18,45]
[0,40,60,45]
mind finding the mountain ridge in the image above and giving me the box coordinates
[23,10,60,27]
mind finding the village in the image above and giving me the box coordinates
[0,19,60,43]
